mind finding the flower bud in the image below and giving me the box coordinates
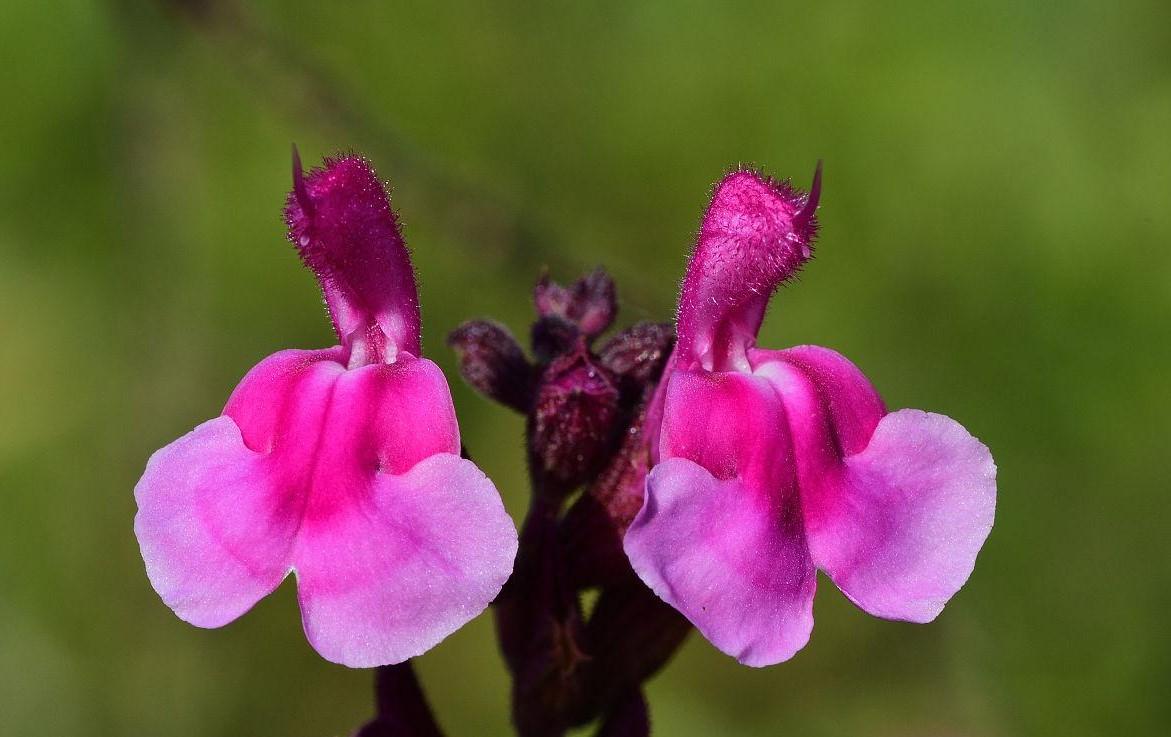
[534,268,617,340]
[560,389,655,589]
[447,320,535,412]
[530,345,622,492]
[597,322,674,385]
[531,315,580,364]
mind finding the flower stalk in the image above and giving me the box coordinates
[452,269,684,736]
[354,662,445,737]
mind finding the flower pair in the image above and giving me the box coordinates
[135,153,994,670]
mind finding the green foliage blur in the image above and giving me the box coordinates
[1,0,1168,734]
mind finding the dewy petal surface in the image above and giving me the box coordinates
[136,349,518,666]
[134,415,299,628]
[625,370,816,666]
[295,452,518,667]
[804,409,996,622]
[753,348,995,622]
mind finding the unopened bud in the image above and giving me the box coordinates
[561,390,655,589]
[530,346,622,491]
[531,315,580,364]
[534,268,617,340]
[597,322,674,385]
[447,320,535,412]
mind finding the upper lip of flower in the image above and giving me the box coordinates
[673,163,822,375]
[284,146,421,366]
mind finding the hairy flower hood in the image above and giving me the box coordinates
[134,152,517,668]
[624,165,996,666]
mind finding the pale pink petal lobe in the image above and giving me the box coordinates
[625,458,815,667]
[294,453,518,667]
[281,356,515,666]
[136,349,345,629]
[133,416,297,628]
[805,409,996,622]
[629,369,816,666]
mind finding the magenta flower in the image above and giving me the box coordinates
[624,166,996,667]
[134,152,518,668]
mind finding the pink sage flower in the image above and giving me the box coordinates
[624,165,996,666]
[134,152,518,668]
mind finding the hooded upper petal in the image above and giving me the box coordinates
[285,152,420,362]
[674,167,820,374]
[624,369,816,666]
[643,166,821,460]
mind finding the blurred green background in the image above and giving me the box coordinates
[2,0,1168,735]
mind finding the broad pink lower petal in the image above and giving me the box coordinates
[806,409,996,622]
[137,349,511,668]
[625,458,815,667]
[294,453,518,667]
[134,416,297,627]
[633,369,815,665]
